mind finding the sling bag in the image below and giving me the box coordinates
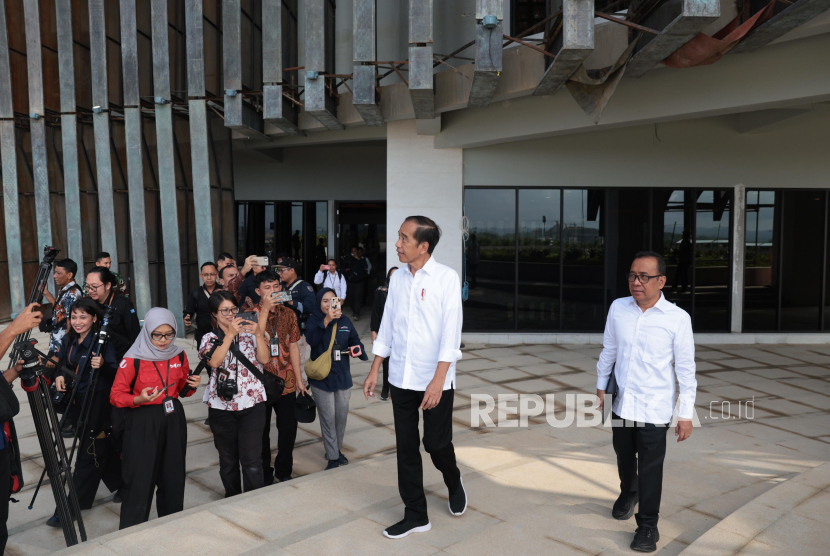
[304,319,338,381]
[229,343,285,399]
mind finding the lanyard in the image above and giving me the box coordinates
[151,360,170,390]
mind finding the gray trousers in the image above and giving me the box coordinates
[310,385,351,460]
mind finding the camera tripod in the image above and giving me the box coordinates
[6,247,86,546]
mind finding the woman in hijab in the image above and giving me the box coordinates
[305,288,368,470]
[110,308,201,529]
[370,267,398,400]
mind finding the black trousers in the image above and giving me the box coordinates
[390,385,461,522]
[381,358,390,397]
[611,413,670,527]
[261,391,298,481]
[210,404,265,497]
[71,392,122,509]
[119,400,187,529]
[0,448,9,554]
[349,281,366,317]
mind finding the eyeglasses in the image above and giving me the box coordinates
[626,273,663,284]
[86,283,105,291]
[217,307,238,316]
[276,268,289,273]
[151,332,176,341]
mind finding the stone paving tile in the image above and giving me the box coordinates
[694,360,726,371]
[284,517,440,556]
[718,359,763,369]
[785,366,830,377]
[468,368,531,383]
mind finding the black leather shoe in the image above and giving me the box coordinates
[630,525,659,552]
[612,492,637,520]
[383,518,431,539]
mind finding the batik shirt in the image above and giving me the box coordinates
[199,331,267,411]
[241,298,301,395]
[49,281,83,354]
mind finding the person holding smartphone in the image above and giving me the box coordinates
[111,308,201,529]
[200,291,271,497]
[304,288,368,470]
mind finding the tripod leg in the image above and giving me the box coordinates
[27,381,79,546]
[41,379,87,542]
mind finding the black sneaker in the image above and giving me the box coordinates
[112,489,123,503]
[630,525,659,552]
[337,452,349,465]
[45,515,61,528]
[612,492,637,520]
[278,475,293,482]
[325,460,339,470]
[383,518,431,539]
[448,477,467,516]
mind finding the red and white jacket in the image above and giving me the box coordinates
[110,353,194,408]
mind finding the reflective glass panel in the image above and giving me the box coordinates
[562,190,604,331]
[465,189,516,330]
[694,190,731,331]
[518,189,560,330]
[744,191,777,330]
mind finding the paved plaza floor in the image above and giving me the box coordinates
[2,321,829,555]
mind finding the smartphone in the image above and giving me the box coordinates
[235,311,259,324]
[349,345,362,357]
[271,291,292,303]
[330,297,341,311]
[254,256,269,267]
[322,265,331,270]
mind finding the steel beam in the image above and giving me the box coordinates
[56,0,83,265]
[188,101,214,267]
[533,0,594,96]
[409,0,435,119]
[353,0,383,125]
[262,0,302,134]
[626,0,720,78]
[0,1,22,313]
[151,0,185,334]
[731,185,745,333]
[185,0,216,267]
[89,0,119,268]
[120,0,151,317]
[223,0,267,137]
[23,1,53,265]
[731,0,830,54]
[305,0,344,130]
[469,0,503,108]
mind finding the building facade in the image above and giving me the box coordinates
[2,0,829,341]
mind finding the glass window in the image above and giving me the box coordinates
[464,189,516,330]
[518,190,560,330]
[315,201,328,266]
[780,191,824,330]
[660,190,693,316]
[744,190,777,331]
[562,190,604,330]
[694,190,731,331]
[604,188,652,305]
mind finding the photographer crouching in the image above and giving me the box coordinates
[0,305,44,552]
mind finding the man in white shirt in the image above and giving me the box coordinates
[364,216,465,539]
[313,259,347,300]
[596,251,696,553]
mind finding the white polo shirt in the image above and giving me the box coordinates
[372,256,463,391]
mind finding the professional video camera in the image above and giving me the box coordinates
[7,247,87,546]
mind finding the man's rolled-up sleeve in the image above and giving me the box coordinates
[372,279,395,359]
[596,302,617,390]
[437,272,463,364]
[673,313,697,419]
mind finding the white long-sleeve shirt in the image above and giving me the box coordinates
[596,293,697,424]
[313,270,347,299]
[373,255,463,391]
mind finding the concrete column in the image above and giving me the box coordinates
[327,199,336,260]
[386,119,462,277]
[731,185,746,333]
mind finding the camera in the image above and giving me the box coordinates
[215,369,238,402]
[271,291,292,303]
[14,339,43,390]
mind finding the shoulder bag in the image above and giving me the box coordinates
[229,343,285,399]
[304,320,338,381]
